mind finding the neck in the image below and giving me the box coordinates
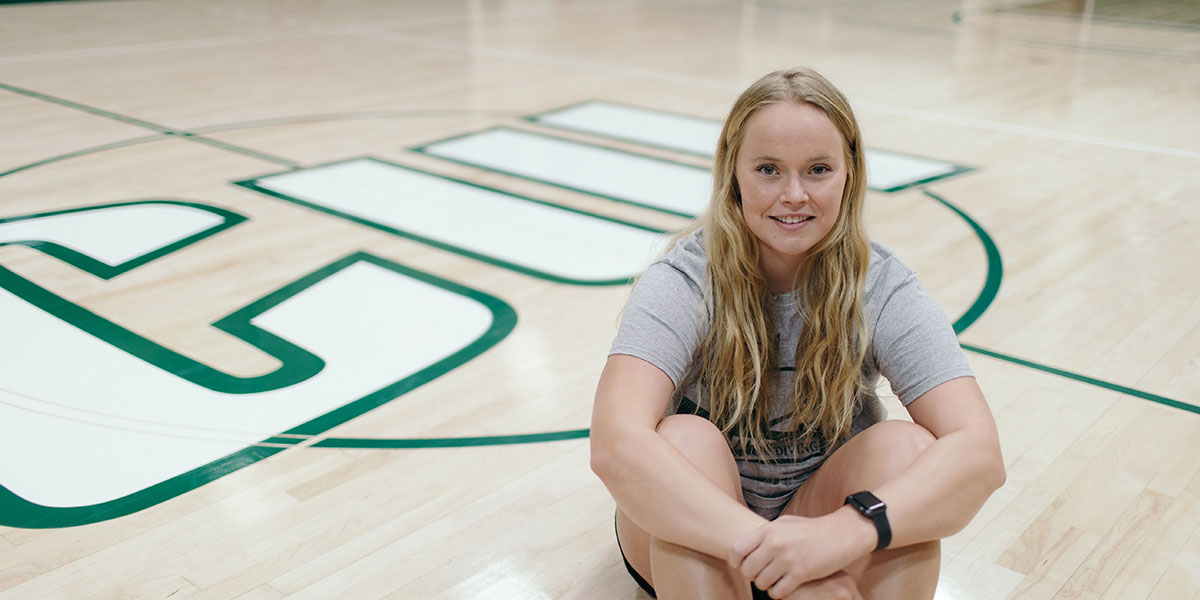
[760,253,807,294]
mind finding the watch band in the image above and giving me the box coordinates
[845,491,891,552]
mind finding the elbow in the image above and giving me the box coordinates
[589,432,623,483]
[590,426,648,485]
[589,442,612,480]
[983,445,1007,494]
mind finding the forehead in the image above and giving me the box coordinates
[739,102,845,158]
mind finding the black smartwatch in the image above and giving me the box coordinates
[845,491,891,552]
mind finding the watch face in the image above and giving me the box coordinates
[850,491,886,515]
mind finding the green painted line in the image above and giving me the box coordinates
[1,200,247,279]
[271,252,517,439]
[960,343,1198,415]
[921,188,1003,335]
[261,436,303,446]
[313,428,591,449]
[0,82,300,168]
[0,201,324,394]
[0,135,165,180]
[881,166,976,194]
[0,444,286,529]
[236,156,667,287]
[189,109,528,133]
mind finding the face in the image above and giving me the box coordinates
[735,101,847,292]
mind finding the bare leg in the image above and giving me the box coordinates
[615,414,755,600]
[781,420,940,600]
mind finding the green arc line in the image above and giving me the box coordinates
[921,189,1003,334]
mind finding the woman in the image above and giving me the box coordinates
[590,67,1005,600]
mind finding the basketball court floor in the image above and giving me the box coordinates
[1,0,1198,598]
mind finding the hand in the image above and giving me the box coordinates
[728,511,872,598]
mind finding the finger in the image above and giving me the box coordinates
[738,545,777,583]
[728,526,766,569]
[753,559,791,597]
[766,572,804,599]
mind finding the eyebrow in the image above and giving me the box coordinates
[747,154,836,162]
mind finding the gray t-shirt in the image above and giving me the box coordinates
[609,229,973,519]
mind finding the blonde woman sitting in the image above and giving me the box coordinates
[590,67,1005,600]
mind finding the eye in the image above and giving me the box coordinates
[810,165,832,175]
[756,164,779,176]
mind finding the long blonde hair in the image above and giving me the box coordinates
[690,67,870,457]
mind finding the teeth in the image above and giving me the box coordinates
[776,216,809,224]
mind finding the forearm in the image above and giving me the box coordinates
[874,427,1005,548]
[592,428,767,558]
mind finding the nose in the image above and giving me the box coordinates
[781,174,809,205]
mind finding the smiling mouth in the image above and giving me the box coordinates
[771,216,814,224]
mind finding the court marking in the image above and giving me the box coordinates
[525,100,974,193]
[236,156,672,286]
[0,82,299,168]
[0,201,325,394]
[413,125,712,218]
[0,200,245,279]
[960,343,1199,416]
[0,250,516,528]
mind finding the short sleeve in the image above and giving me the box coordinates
[608,261,706,386]
[868,265,973,406]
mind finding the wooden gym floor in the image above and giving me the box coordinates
[0,0,1198,598]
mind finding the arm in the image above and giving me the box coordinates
[868,375,1006,547]
[590,354,767,559]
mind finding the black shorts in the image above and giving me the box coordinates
[615,518,771,599]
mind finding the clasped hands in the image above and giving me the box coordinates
[728,513,869,600]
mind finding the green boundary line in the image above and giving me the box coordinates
[0,251,518,528]
[960,343,1199,415]
[0,82,300,168]
[235,156,668,287]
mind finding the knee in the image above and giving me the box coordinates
[655,414,726,454]
[856,420,935,474]
[655,414,742,493]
